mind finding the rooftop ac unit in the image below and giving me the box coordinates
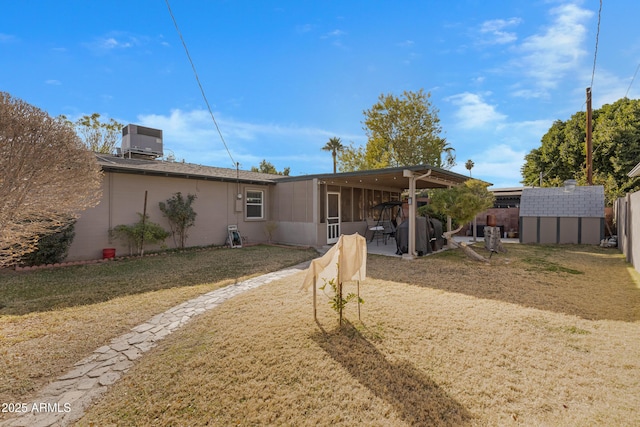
[121,124,163,158]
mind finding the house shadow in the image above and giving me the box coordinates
[311,321,473,426]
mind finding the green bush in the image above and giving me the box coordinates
[21,221,76,266]
[111,213,170,256]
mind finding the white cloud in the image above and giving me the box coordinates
[456,144,528,187]
[497,119,552,143]
[296,23,314,33]
[479,17,522,44]
[320,29,348,49]
[515,3,593,92]
[0,33,17,43]
[446,92,507,129]
[45,79,61,86]
[397,40,415,48]
[136,109,363,173]
[84,32,153,53]
[322,29,346,38]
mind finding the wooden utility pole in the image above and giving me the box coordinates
[586,87,593,185]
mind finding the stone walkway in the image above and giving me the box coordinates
[1,263,309,427]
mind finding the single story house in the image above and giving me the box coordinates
[67,153,471,261]
[519,180,605,245]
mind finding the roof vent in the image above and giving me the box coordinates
[121,124,163,159]
[563,179,577,192]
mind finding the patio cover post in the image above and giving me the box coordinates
[447,185,453,247]
[403,169,432,259]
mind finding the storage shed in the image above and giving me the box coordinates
[519,181,605,244]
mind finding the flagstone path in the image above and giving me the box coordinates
[1,262,309,427]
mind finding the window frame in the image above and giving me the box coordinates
[245,189,265,220]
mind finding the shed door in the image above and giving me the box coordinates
[326,192,340,244]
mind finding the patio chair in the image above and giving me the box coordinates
[366,217,386,245]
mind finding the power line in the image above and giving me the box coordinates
[589,0,602,90]
[625,63,640,98]
[164,0,236,168]
[529,1,603,188]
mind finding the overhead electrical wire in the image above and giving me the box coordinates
[164,0,237,168]
[589,0,602,90]
[625,63,640,98]
[527,1,604,188]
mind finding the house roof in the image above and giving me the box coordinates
[519,185,605,217]
[276,165,475,190]
[490,187,529,197]
[95,155,476,190]
[95,154,279,185]
[628,161,640,177]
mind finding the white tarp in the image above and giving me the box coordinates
[302,233,367,291]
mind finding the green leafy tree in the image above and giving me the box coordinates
[322,136,344,173]
[421,179,494,261]
[339,89,455,171]
[63,112,123,154]
[521,97,640,205]
[425,180,494,235]
[111,213,170,256]
[319,267,363,326]
[335,141,368,172]
[251,159,290,176]
[159,192,197,248]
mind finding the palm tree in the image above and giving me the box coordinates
[322,137,344,174]
[465,159,474,177]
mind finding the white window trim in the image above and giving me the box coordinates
[245,189,265,220]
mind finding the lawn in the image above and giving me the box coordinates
[0,245,318,405]
[3,243,640,426]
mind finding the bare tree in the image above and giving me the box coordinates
[0,92,103,268]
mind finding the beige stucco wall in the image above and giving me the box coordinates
[616,192,640,271]
[68,172,274,261]
[68,172,409,259]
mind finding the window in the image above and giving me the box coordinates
[246,190,264,219]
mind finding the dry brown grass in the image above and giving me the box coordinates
[0,245,317,405]
[76,244,640,426]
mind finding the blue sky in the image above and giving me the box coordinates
[2,0,639,188]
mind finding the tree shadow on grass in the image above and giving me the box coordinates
[311,321,473,426]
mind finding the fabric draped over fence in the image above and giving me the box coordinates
[302,233,367,291]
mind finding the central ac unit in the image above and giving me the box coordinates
[121,124,163,158]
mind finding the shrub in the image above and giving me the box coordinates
[111,213,170,256]
[21,221,76,266]
[159,192,197,249]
